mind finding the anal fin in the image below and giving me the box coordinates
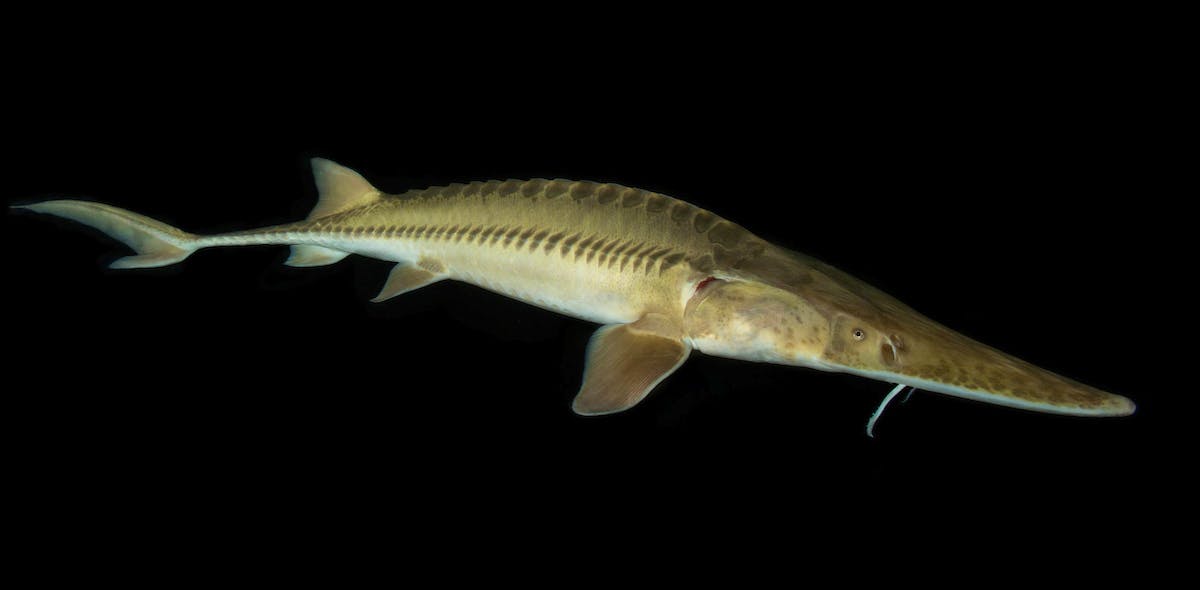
[372,259,447,302]
[285,245,350,267]
[572,314,691,415]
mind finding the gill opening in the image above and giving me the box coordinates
[881,334,904,367]
[694,276,719,294]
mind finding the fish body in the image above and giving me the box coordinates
[14,159,1135,425]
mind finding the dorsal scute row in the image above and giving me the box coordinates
[393,179,763,270]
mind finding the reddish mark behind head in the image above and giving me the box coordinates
[695,276,718,293]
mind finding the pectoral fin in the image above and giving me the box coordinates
[572,315,691,415]
[371,260,446,302]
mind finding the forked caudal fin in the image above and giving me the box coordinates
[12,200,198,269]
[13,159,382,270]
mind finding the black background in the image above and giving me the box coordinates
[2,8,1188,574]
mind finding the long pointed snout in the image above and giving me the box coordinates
[874,323,1134,417]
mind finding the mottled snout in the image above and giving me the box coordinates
[873,319,1135,416]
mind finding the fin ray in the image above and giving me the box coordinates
[372,260,446,302]
[573,316,691,415]
[285,245,350,267]
[308,158,381,220]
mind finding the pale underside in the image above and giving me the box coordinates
[199,175,759,328]
[14,158,1135,424]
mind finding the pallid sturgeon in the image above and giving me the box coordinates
[15,159,1135,432]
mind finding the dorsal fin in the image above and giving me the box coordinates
[308,158,381,220]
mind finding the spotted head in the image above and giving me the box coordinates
[684,245,1135,417]
[683,277,830,366]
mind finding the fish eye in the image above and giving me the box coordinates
[852,328,866,341]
